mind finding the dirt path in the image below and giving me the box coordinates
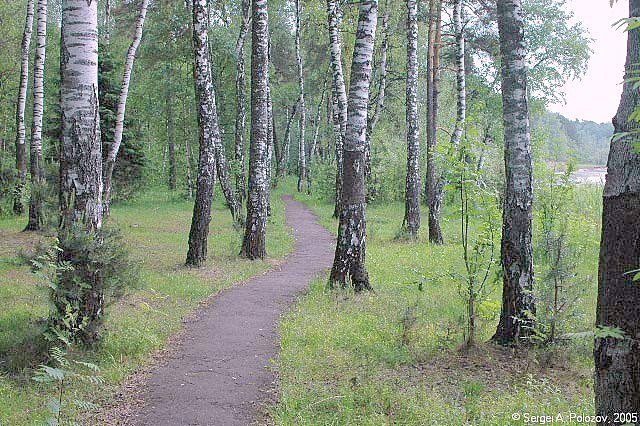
[133,196,334,426]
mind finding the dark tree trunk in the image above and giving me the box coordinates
[186,0,222,267]
[329,0,378,292]
[425,0,443,244]
[327,0,348,218]
[25,0,48,232]
[594,0,640,419]
[235,0,251,205]
[13,0,35,216]
[492,0,535,345]
[240,0,270,260]
[401,0,420,238]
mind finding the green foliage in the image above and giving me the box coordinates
[532,164,588,345]
[33,346,103,426]
[33,226,139,345]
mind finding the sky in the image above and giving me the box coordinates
[548,0,628,123]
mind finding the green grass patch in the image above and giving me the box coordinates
[0,188,294,425]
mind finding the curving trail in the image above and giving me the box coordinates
[134,195,334,425]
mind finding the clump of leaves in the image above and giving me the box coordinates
[33,346,103,426]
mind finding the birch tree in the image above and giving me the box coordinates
[59,0,103,232]
[25,0,48,232]
[594,0,640,416]
[329,0,378,292]
[295,0,308,193]
[327,0,348,217]
[450,0,466,148]
[365,0,389,183]
[13,0,35,215]
[240,0,270,259]
[103,0,150,216]
[235,0,251,204]
[425,0,443,244]
[186,0,221,267]
[493,0,535,345]
[401,0,420,238]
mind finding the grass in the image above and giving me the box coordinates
[274,183,602,425]
[0,187,294,425]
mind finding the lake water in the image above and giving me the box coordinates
[570,167,607,185]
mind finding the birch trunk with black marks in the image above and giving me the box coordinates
[309,74,328,164]
[240,0,270,260]
[365,0,389,183]
[426,0,443,244]
[450,0,466,149]
[13,0,35,215]
[266,85,274,216]
[213,125,241,224]
[235,0,251,204]
[25,0,48,232]
[594,0,640,418]
[60,0,103,231]
[103,0,149,217]
[186,0,221,267]
[401,0,420,238]
[329,0,378,292]
[327,0,348,218]
[493,0,535,345]
[295,0,308,193]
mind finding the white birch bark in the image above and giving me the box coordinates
[59,0,103,231]
[450,0,466,148]
[240,0,270,259]
[13,0,35,215]
[25,0,48,231]
[327,0,348,217]
[186,0,223,266]
[493,0,535,345]
[234,0,251,204]
[402,0,420,238]
[103,0,150,216]
[329,0,378,292]
[295,0,308,193]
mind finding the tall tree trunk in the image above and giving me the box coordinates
[295,0,308,193]
[235,0,250,205]
[25,0,48,232]
[266,84,274,216]
[327,0,348,218]
[186,0,221,267]
[450,0,466,149]
[167,91,177,191]
[594,0,640,418]
[492,0,535,345]
[426,0,443,244]
[365,0,389,184]
[240,0,270,260]
[329,0,378,292]
[60,0,103,232]
[277,102,298,178]
[103,0,150,217]
[13,0,35,216]
[306,74,328,194]
[213,128,241,223]
[59,0,103,344]
[401,0,420,238]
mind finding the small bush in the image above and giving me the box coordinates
[33,226,139,345]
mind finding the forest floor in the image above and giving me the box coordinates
[0,189,294,425]
[272,185,602,425]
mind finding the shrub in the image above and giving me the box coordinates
[33,226,139,345]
